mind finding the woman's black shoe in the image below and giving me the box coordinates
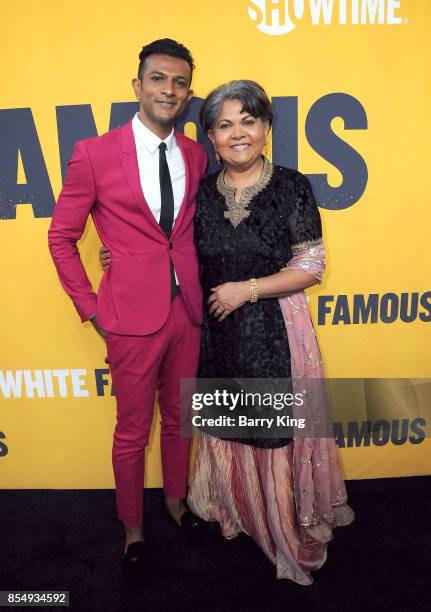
[165,506,207,544]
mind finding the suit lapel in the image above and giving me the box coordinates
[172,129,192,238]
[118,119,165,236]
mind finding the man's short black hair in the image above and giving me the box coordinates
[138,39,195,81]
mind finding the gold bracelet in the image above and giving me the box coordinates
[249,278,259,303]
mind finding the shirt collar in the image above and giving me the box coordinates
[132,112,176,154]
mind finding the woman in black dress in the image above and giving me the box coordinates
[187,80,354,584]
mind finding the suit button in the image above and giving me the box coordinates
[169,242,173,250]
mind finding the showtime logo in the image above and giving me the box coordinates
[248,0,403,35]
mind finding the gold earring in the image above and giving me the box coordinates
[215,151,221,163]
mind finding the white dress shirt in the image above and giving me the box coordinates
[133,112,186,287]
[132,112,186,225]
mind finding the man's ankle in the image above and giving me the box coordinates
[124,525,144,552]
[165,496,186,524]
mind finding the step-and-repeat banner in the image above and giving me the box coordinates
[1,0,430,487]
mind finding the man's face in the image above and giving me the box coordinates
[132,54,193,134]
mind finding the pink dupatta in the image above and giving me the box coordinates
[279,238,353,528]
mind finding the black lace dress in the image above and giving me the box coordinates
[195,158,322,448]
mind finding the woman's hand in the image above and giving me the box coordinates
[208,281,250,321]
[99,245,111,271]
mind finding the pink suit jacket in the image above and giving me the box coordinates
[48,119,207,335]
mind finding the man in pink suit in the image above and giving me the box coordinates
[48,39,207,577]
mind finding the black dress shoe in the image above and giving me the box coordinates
[179,510,207,544]
[164,504,207,544]
[121,541,147,588]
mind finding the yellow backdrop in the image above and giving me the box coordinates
[1,0,430,488]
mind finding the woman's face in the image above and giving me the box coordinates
[208,98,269,169]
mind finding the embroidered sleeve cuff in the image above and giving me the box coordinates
[291,237,323,256]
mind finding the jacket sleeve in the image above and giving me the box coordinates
[48,140,98,322]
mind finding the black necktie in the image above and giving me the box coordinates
[158,142,177,300]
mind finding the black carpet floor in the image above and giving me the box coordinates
[1,477,430,611]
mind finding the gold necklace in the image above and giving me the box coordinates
[216,157,274,228]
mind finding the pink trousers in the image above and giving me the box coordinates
[106,293,201,526]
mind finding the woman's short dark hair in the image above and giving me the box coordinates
[138,39,195,81]
[200,80,273,133]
